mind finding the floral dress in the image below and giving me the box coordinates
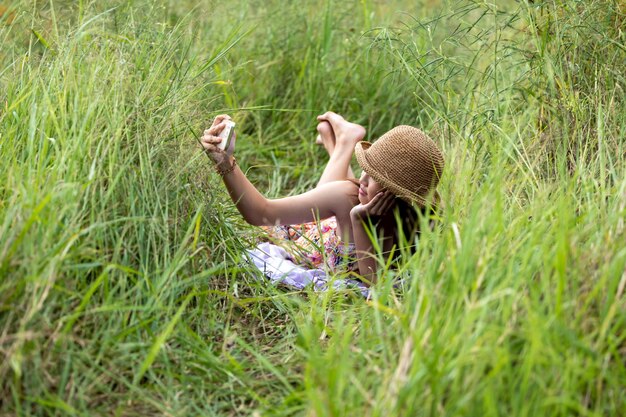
[262,216,356,273]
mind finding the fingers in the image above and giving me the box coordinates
[200,138,221,153]
[367,191,396,216]
[200,134,221,146]
[379,192,397,214]
[204,121,228,136]
[200,118,233,156]
[211,114,231,127]
[200,129,224,152]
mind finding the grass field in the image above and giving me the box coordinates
[1,0,625,415]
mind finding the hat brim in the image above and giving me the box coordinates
[354,141,440,208]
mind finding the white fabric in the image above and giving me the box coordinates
[247,242,370,297]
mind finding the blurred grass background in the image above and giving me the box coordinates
[1,0,625,415]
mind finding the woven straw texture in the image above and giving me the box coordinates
[354,125,444,207]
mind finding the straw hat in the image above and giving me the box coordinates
[354,125,444,207]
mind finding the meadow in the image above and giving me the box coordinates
[1,0,625,415]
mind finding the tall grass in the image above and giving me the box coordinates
[1,0,625,415]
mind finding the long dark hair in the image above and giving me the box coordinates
[392,198,435,252]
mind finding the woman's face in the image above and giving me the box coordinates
[358,171,385,204]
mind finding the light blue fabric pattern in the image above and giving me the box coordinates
[247,242,370,298]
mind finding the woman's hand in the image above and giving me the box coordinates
[350,191,396,220]
[349,190,396,284]
[200,114,236,161]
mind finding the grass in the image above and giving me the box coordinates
[1,0,625,415]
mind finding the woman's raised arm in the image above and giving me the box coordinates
[200,116,358,228]
[221,164,357,226]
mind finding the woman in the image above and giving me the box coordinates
[200,112,444,284]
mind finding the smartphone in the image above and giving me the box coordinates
[217,121,236,151]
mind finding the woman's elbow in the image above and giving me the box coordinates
[239,204,274,226]
[243,214,266,227]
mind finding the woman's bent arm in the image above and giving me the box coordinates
[220,155,357,227]
[349,190,397,283]
[350,213,379,284]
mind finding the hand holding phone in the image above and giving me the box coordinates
[217,120,236,151]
